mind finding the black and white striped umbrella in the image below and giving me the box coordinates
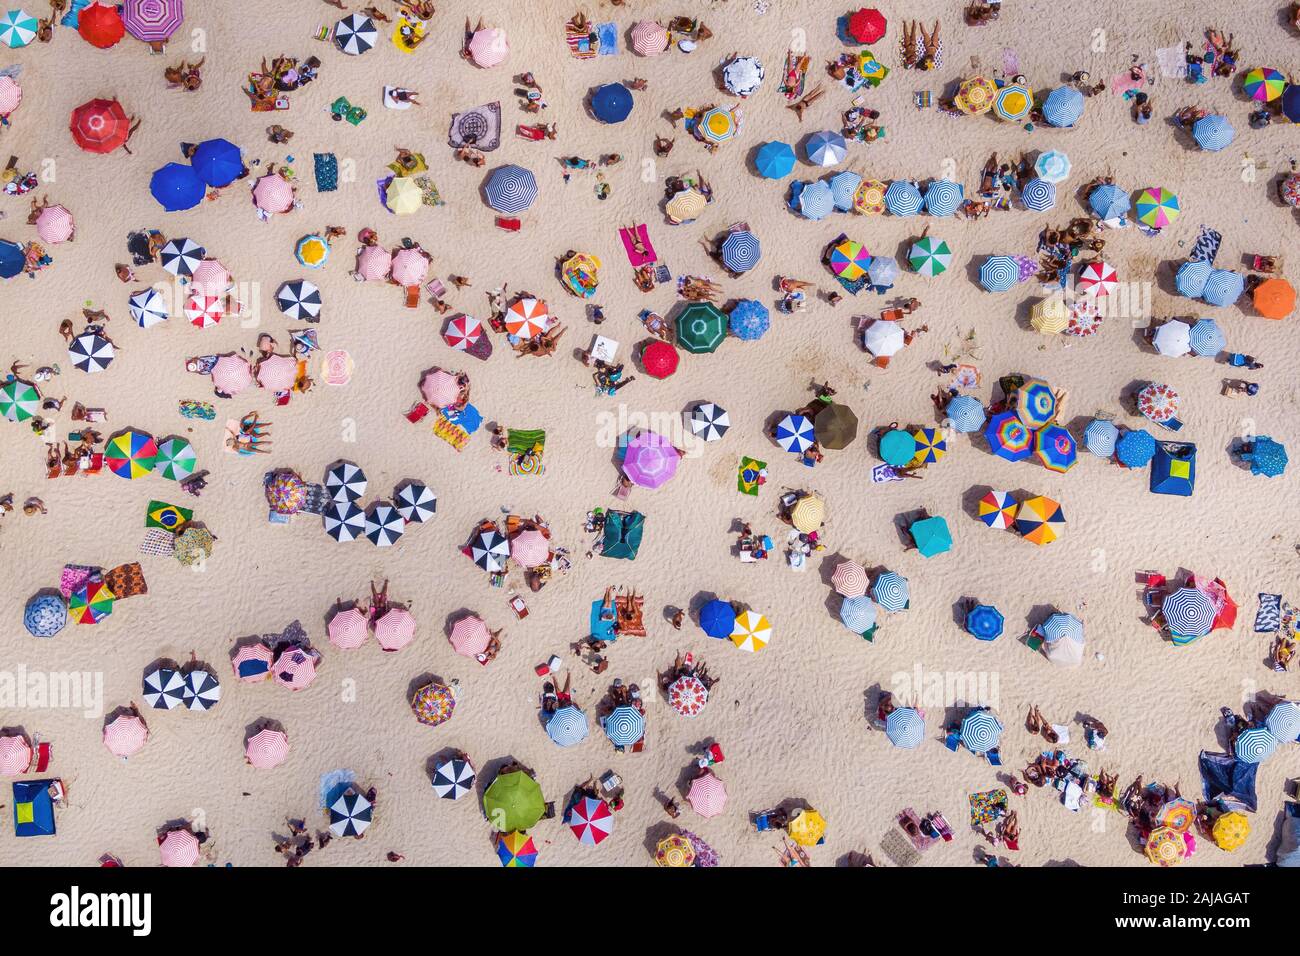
[395,480,437,523]
[1161,587,1215,637]
[129,288,169,328]
[329,789,373,837]
[365,501,404,547]
[689,402,730,442]
[182,669,221,711]
[275,279,321,321]
[325,461,367,502]
[431,758,476,800]
[323,501,366,542]
[69,332,114,373]
[471,529,509,571]
[334,13,376,55]
[143,666,186,710]
[159,237,204,277]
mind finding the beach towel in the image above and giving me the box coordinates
[59,565,97,599]
[1188,226,1222,264]
[139,528,176,557]
[879,827,921,867]
[179,399,216,421]
[589,600,617,642]
[103,562,147,599]
[1001,48,1020,76]
[313,153,339,192]
[870,463,905,483]
[565,15,598,58]
[913,91,931,109]
[507,428,546,476]
[448,102,501,151]
[968,788,1009,826]
[899,808,938,850]
[596,22,618,54]
[737,457,766,495]
[1255,593,1282,632]
[1155,45,1188,79]
[433,409,471,451]
[618,225,657,266]
[298,483,331,516]
[146,500,193,531]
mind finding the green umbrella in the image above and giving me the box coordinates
[0,379,40,422]
[909,515,952,558]
[483,770,545,832]
[908,236,952,276]
[814,403,859,450]
[154,437,198,481]
[674,302,727,354]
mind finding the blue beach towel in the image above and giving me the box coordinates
[596,22,618,54]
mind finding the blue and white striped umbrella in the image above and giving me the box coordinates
[840,595,878,633]
[129,287,169,328]
[959,710,1003,753]
[1192,114,1235,151]
[1042,612,1083,644]
[1202,269,1244,307]
[867,255,899,287]
[1264,701,1300,741]
[793,180,835,220]
[946,395,986,432]
[546,705,590,747]
[1161,587,1215,637]
[829,170,863,211]
[603,705,645,746]
[1088,183,1129,219]
[979,256,1019,292]
[1042,86,1084,127]
[923,180,964,217]
[720,230,761,273]
[885,708,925,748]
[483,164,538,214]
[1083,418,1119,457]
[872,571,910,611]
[24,593,66,638]
[774,413,815,453]
[1188,319,1225,357]
[884,180,924,216]
[1020,178,1057,211]
[1034,150,1071,183]
[1233,726,1279,764]
[806,130,848,167]
[1175,260,1212,298]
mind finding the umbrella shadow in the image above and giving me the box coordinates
[818,550,852,589]
[443,607,481,636]
[688,590,721,627]
[244,716,284,743]
[961,484,993,520]
[890,509,923,549]
[1118,378,1149,416]
[405,671,450,705]
[144,655,181,676]
[642,819,684,857]
[952,597,975,629]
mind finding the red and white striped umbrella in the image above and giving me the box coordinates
[1077,260,1117,297]
[185,293,224,329]
[686,771,728,818]
[252,173,294,213]
[391,247,429,287]
[569,796,615,845]
[420,368,460,407]
[449,614,491,657]
[158,829,200,867]
[506,297,549,338]
[356,245,391,281]
[0,76,21,116]
[273,648,318,690]
[211,354,252,395]
[467,27,509,68]
[443,314,484,351]
[0,734,32,775]
[510,529,550,568]
[103,714,148,756]
[245,728,290,769]
[255,354,298,392]
[374,607,416,651]
[831,560,869,597]
[190,259,230,295]
[328,606,369,649]
[231,642,274,681]
[630,20,669,56]
[35,205,74,243]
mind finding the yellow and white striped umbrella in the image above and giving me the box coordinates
[730,610,771,652]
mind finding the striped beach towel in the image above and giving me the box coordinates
[1188,225,1222,264]
[1255,593,1282,632]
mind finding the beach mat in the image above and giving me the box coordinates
[1255,593,1282,632]
[737,457,765,495]
[618,225,657,266]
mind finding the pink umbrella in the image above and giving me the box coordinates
[185,293,224,329]
[510,529,550,568]
[622,431,679,489]
[103,714,148,757]
[211,354,253,396]
[391,247,429,287]
[245,728,290,769]
[252,173,294,213]
[356,245,391,281]
[231,642,274,682]
[158,828,200,866]
[831,560,868,597]
[328,607,369,649]
[0,734,32,775]
[190,258,229,295]
[630,20,669,56]
[273,647,318,690]
[468,26,509,67]
[122,0,185,45]
[686,771,728,818]
[0,76,21,117]
[374,607,416,651]
[255,354,298,392]
[35,205,74,243]
[420,369,460,407]
[449,614,491,657]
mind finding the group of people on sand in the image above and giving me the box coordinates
[658,651,718,694]
[271,784,376,867]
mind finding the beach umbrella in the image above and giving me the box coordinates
[909,516,952,558]
[910,426,946,465]
[794,179,834,220]
[909,236,952,276]
[432,758,475,800]
[853,179,887,215]
[103,714,147,757]
[590,83,633,123]
[252,172,294,214]
[0,9,37,46]
[106,429,158,479]
[1175,261,1210,298]
[884,707,924,748]
[960,710,1003,753]
[730,610,771,652]
[879,428,918,466]
[966,604,1005,641]
[545,705,589,748]
[954,76,996,115]
[923,180,963,217]
[720,230,761,273]
[1020,178,1056,211]
[444,314,485,354]
[829,171,863,211]
[506,297,549,338]
[1281,173,1300,207]
[840,595,878,633]
[329,788,373,838]
[154,437,196,481]
[1089,183,1129,220]
[1137,382,1179,424]
[774,414,815,453]
[373,607,415,652]
[1063,298,1102,337]
[484,164,537,214]
[831,560,868,597]
[364,501,404,547]
[0,75,19,117]
[984,411,1033,462]
[700,599,736,639]
[755,141,796,179]
[867,255,899,287]
[255,354,296,393]
[467,26,509,68]
[143,666,184,709]
[1116,428,1156,468]
[697,106,738,144]
[333,12,375,54]
[324,461,367,503]
[884,180,924,216]
[184,293,223,329]
[1077,260,1117,297]
[872,571,909,611]
[1042,613,1084,665]
[1264,701,1300,741]
[1034,150,1071,184]
[34,203,74,243]
[1162,587,1215,637]
[791,494,825,533]
[328,607,369,649]
[1084,418,1119,457]
[210,355,252,397]
[191,138,242,188]
[815,403,859,450]
[665,187,708,224]
[159,237,203,277]
[1034,424,1077,473]
[380,177,421,216]
[1042,86,1084,127]
[1145,827,1186,866]
[1155,797,1196,833]
[1014,495,1064,545]
[150,163,205,211]
[993,83,1034,122]
[623,430,679,489]
[471,529,509,572]
[668,674,709,717]
[0,379,39,422]
[977,490,1018,529]
[0,734,32,774]
[420,369,460,408]
[788,809,827,847]
[24,593,66,638]
[182,668,220,711]
[1015,379,1057,429]
[449,615,491,658]
[1153,320,1192,357]
[847,7,886,43]
[656,833,697,867]
[1212,812,1251,852]
[687,772,727,818]
[69,332,114,374]
[570,796,615,844]
[275,279,321,321]
[979,255,1019,292]
[71,98,132,153]
[863,319,905,358]
[723,56,764,97]
[1200,269,1245,308]
[297,235,333,268]
[1135,187,1179,228]
[0,239,24,278]
[158,829,200,867]
[945,395,986,433]
[174,526,213,567]
[829,238,872,281]
[630,19,669,56]
[496,831,538,867]
[1192,114,1234,151]
[1253,277,1295,319]
[394,480,436,523]
[806,130,847,167]
[128,288,168,328]
[1244,66,1285,101]
[1284,84,1300,122]
[79,1,125,46]
[122,0,183,44]
[1234,727,1279,764]
[411,680,455,727]
[1030,296,1069,334]
[603,705,645,746]
[1244,436,1288,478]
[245,728,289,769]
[511,529,551,568]
[688,402,730,442]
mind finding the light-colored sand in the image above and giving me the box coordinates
[0,0,1297,867]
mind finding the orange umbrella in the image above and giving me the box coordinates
[1253,277,1295,319]
[70,98,132,153]
[78,2,125,48]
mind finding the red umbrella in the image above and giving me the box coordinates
[70,98,133,154]
[642,340,679,379]
[79,2,126,48]
[848,8,887,44]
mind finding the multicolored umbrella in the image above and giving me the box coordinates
[668,674,709,717]
[1243,66,1285,102]
[1015,379,1057,429]
[730,609,771,652]
[174,526,213,567]
[0,9,37,47]
[70,580,114,624]
[910,427,946,464]
[1135,187,1179,228]
[655,833,696,867]
[154,437,196,481]
[184,293,224,329]
[954,76,996,114]
[0,379,39,422]
[1077,260,1117,297]
[984,411,1033,462]
[1015,495,1065,545]
[853,178,887,214]
[1145,827,1187,866]
[966,604,1004,641]
[909,236,952,276]
[622,430,679,489]
[1280,173,1300,208]
[1033,424,1077,473]
[105,429,158,479]
[1137,382,1180,424]
[411,681,455,727]
[977,490,1018,529]
[829,238,872,281]
[959,710,1003,753]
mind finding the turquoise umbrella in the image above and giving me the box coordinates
[909,516,952,557]
[879,428,917,466]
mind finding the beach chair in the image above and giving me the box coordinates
[943,731,961,752]
[985,748,1003,766]
[752,812,774,832]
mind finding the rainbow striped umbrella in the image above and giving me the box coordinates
[1033,424,1077,473]
[1244,67,1286,102]
[105,429,158,479]
[1016,379,1057,430]
[829,238,872,281]
[984,411,1032,462]
[1135,187,1179,228]
[496,831,538,867]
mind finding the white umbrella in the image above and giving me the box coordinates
[1152,320,1192,357]
[864,320,905,358]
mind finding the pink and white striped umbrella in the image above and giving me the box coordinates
[35,205,74,243]
[830,560,868,597]
[420,368,460,407]
[374,607,416,651]
[510,529,550,568]
[245,728,290,769]
[0,734,32,775]
[630,20,669,56]
[211,354,253,395]
[1077,260,1117,297]
[190,258,230,295]
[185,293,224,329]
[255,354,297,392]
[159,828,200,867]
[467,27,509,68]
[273,648,318,690]
[122,0,185,44]
[328,607,369,649]
[356,245,391,281]
[230,642,274,681]
[449,614,491,657]
[391,247,429,287]
[103,714,148,757]
[252,173,294,213]
[686,771,728,818]
[0,76,21,116]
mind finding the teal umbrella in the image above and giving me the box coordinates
[909,516,952,557]
[879,429,917,466]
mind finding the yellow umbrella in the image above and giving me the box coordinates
[1030,295,1069,334]
[790,494,825,532]
[1145,826,1186,866]
[994,83,1033,121]
[1212,812,1249,852]
[386,176,423,215]
[729,610,771,652]
[853,179,887,214]
[788,808,827,847]
[955,76,997,115]
[665,187,707,224]
[655,833,696,867]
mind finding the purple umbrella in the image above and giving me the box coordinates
[622,431,680,489]
[122,0,185,44]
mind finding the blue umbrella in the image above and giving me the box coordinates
[1284,84,1300,123]
[603,705,645,746]
[1175,260,1212,298]
[885,708,925,748]
[884,180,924,216]
[1042,86,1084,127]
[720,230,761,273]
[828,170,862,211]
[840,596,878,633]
[191,138,243,187]
[979,256,1019,292]
[590,83,633,123]
[0,239,24,279]
[966,604,1004,641]
[1202,269,1244,307]
[774,413,815,453]
[805,130,847,166]
[1089,183,1129,219]
[872,571,909,611]
[150,163,206,211]
[545,705,589,747]
[24,593,67,638]
[1234,727,1279,764]
[1243,436,1288,477]
[959,710,1003,753]
[1192,114,1234,151]
[792,180,835,220]
[923,180,963,217]
[484,164,538,213]
[728,299,769,340]
[1188,319,1225,357]
[1083,418,1119,457]
[1042,612,1083,644]
[755,141,796,179]
[1020,177,1056,211]
[1115,428,1156,467]
[699,599,736,638]
[945,395,986,433]
[1264,700,1300,741]
[1162,587,1215,637]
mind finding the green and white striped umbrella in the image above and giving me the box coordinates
[908,236,952,277]
[0,9,38,48]
[0,379,39,421]
[154,437,197,481]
